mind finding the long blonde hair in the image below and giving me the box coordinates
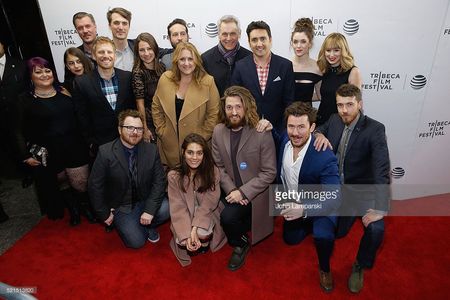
[317,32,355,74]
[170,42,206,85]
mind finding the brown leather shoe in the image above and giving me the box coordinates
[319,270,333,292]
[348,262,364,293]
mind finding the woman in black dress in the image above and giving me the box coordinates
[316,33,362,125]
[132,32,165,142]
[290,18,322,105]
[16,57,89,225]
[63,47,93,94]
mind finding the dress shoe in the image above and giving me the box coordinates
[319,270,333,292]
[227,243,250,271]
[348,262,364,293]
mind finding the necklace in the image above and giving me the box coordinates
[34,89,56,98]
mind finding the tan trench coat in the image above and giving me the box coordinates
[152,71,220,168]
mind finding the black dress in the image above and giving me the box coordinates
[17,91,88,170]
[294,72,322,104]
[317,66,354,126]
[132,68,164,135]
[15,91,88,217]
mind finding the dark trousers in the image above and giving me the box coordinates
[220,200,252,247]
[336,216,385,268]
[283,216,337,272]
[33,165,63,218]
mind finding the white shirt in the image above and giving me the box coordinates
[281,134,312,191]
[114,46,134,72]
[0,54,6,80]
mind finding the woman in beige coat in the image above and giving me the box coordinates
[168,133,226,266]
[152,42,220,168]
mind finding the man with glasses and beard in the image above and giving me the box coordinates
[89,109,169,248]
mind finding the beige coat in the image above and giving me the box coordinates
[168,167,226,266]
[152,71,220,168]
[212,124,277,244]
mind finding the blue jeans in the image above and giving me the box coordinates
[336,216,385,268]
[283,216,337,245]
[113,198,169,249]
[283,216,337,272]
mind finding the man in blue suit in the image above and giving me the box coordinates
[231,21,294,134]
[277,102,340,292]
[314,83,390,293]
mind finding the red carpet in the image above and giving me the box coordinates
[1,209,450,299]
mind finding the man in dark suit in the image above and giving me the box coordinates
[314,83,390,293]
[202,15,251,96]
[231,20,295,134]
[72,36,135,155]
[73,12,97,62]
[160,18,189,69]
[107,7,135,72]
[277,102,340,292]
[0,39,26,149]
[0,39,27,222]
[89,109,169,248]
[212,86,277,271]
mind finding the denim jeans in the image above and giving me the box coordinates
[283,216,337,245]
[113,197,169,249]
[336,216,385,268]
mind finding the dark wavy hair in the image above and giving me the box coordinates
[284,101,317,125]
[176,133,216,193]
[26,57,61,93]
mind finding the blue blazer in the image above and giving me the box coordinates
[276,133,340,217]
[231,53,295,133]
[317,113,391,212]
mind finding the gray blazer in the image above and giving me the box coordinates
[212,124,277,244]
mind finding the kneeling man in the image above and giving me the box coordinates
[89,109,169,248]
[277,102,340,292]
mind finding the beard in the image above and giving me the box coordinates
[226,116,246,129]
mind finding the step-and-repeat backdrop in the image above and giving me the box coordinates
[38,0,450,200]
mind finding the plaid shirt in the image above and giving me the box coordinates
[255,54,271,95]
[99,70,119,110]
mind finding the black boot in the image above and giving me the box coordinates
[64,188,81,226]
[80,192,97,224]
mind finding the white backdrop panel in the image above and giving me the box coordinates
[37,0,450,200]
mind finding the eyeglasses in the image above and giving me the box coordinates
[121,125,144,133]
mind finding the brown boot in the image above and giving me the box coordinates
[319,270,333,292]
